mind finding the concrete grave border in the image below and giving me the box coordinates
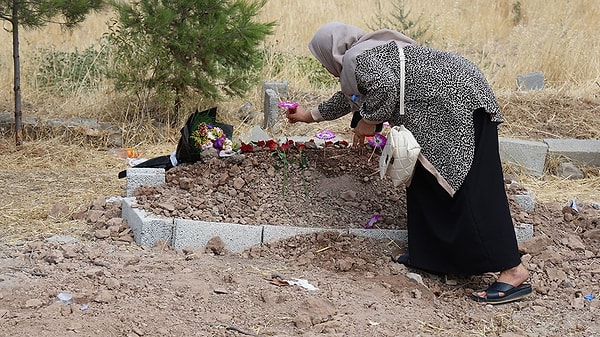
[121,197,412,253]
[121,181,534,254]
[121,129,600,252]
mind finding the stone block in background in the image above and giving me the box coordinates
[517,71,544,91]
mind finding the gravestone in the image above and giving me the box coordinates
[262,80,288,97]
[263,88,279,129]
[517,71,544,91]
[262,81,289,130]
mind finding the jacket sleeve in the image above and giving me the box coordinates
[316,91,353,121]
[355,52,400,124]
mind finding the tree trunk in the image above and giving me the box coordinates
[12,0,23,146]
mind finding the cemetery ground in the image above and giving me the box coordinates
[0,92,600,336]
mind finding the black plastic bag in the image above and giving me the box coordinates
[175,107,233,164]
[118,107,233,179]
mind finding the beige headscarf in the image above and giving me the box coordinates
[308,22,416,107]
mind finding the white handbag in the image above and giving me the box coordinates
[378,46,421,187]
[379,125,421,186]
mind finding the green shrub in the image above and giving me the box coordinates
[105,0,275,121]
[512,1,524,25]
[368,0,432,45]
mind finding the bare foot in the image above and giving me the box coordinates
[474,263,530,299]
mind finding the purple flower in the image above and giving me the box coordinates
[315,130,336,140]
[365,214,382,229]
[213,136,224,150]
[368,133,387,149]
[278,101,299,109]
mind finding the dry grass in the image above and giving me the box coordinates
[496,90,600,140]
[0,137,182,242]
[1,1,599,123]
[0,1,599,241]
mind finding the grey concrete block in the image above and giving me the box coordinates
[126,168,165,197]
[513,191,535,212]
[263,88,280,129]
[263,80,289,97]
[544,138,600,166]
[121,197,173,247]
[499,137,548,176]
[172,219,263,253]
[349,228,408,242]
[517,71,544,91]
[0,112,38,129]
[278,136,346,147]
[237,125,271,145]
[262,225,336,244]
[515,223,534,242]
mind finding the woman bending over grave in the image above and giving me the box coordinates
[286,22,532,304]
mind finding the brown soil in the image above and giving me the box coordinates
[134,147,407,230]
[2,144,600,336]
[1,94,599,337]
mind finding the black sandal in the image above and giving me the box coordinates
[392,252,411,266]
[471,281,533,304]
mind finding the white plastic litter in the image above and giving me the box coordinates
[127,158,148,167]
[570,199,579,213]
[57,292,73,305]
[286,278,318,291]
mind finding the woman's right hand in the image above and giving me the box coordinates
[286,105,315,124]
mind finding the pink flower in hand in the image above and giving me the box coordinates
[278,101,299,109]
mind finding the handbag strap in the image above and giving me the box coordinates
[397,45,406,116]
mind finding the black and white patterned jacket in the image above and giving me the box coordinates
[317,43,503,193]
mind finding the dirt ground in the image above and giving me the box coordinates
[1,146,600,337]
[1,93,600,336]
[0,192,599,337]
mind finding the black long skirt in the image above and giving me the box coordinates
[406,108,521,275]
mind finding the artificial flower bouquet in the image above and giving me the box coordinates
[190,122,235,155]
[175,107,237,164]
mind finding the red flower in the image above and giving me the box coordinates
[281,143,290,151]
[266,139,278,151]
[240,143,254,153]
[257,140,266,148]
[296,143,306,151]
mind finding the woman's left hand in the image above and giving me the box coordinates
[352,119,377,148]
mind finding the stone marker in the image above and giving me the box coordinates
[263,88,280,129]
[262,80,288,97]
[517,71,544,91]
